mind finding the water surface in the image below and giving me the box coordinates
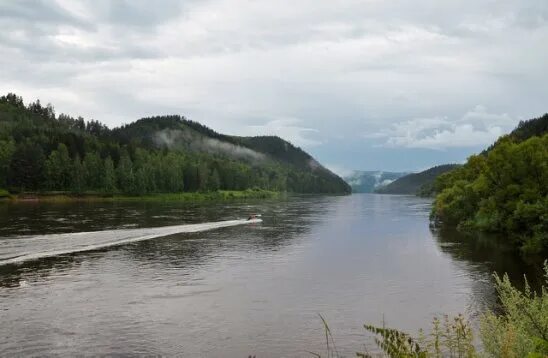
[0,194,541,357]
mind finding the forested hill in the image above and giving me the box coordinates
[483,113,548,153]
[0,93,350,195]
[432,113,547,254]
[375,164,460,195]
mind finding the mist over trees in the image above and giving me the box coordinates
[0,93,350,195]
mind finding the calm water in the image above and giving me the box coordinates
[0,194,542,357]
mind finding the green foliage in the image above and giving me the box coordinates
[83,151,104,190]
[480,262,548,358]
[0,93,350,196]
[432,123,548,253]
[361,324,428,357]
[71,155,85,194]
[44,143,72,190]
[7,141,45,191]
[0,139,15,187]
[0,188,9,198]
[358,315,476,358]
[103,156,116,194]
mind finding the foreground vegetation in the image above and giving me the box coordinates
[314,263,548,357]
[0,93,350,197]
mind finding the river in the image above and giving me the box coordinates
[0,194,542,357]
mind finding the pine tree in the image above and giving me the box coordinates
[71,155,85,194]
[208,168,220,191]
[0,139,15,187]
[44,143,71,190]
[103,156,116,194]
[117,149,135,194]
[83,151,104,190]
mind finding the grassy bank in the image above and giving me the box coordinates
[2,189,281,202]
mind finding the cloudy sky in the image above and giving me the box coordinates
[1,0,547,174]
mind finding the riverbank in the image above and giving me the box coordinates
[0,189,281,202]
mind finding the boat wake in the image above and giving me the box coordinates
[0,218,262,266]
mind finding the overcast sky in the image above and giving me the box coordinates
[1,0,547,173]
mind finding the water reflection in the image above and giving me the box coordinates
[432,226,545,291]
[0,197,326,289]
[0,194,543,357]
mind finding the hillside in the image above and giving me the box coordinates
[0,93,350,195]
[344,171,408,193]
[432,113,548,254]
[375,164,460,195]
[508,113,548,141]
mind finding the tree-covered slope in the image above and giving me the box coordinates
[432,113,548,254]
[0,93,350,195]
[482,113,548,153]
[375,164,460,195]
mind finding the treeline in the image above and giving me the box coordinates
[0,93,350,195]
[432,114,548,254]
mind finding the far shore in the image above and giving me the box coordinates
[0,189,282,203]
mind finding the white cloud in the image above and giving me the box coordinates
[0,0,547,169]
[325,164,354,178]
[370,106,516,150]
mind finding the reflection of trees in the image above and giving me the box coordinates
[0,255,81,288]
[431,225,544,292]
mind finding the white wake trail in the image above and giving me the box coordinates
[0,219,262,266]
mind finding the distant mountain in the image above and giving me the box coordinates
[375,164,460,195]
[344,171,408,193]
[0,93,350,194]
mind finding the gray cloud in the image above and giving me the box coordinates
[0,1,90,26]
[0,0,546,171]
[368,106,516,150]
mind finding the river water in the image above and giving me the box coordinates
[0,194,542,357]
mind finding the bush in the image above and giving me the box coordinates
[480,262,548,357]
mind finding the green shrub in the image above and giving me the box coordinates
[358,314,476,358]
[479,262,548,357]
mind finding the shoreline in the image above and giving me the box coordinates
[0,189,282,203]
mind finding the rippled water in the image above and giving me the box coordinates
[0,194,542,357]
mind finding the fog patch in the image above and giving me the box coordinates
[377,179,395,187]
[153,128,265,162]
